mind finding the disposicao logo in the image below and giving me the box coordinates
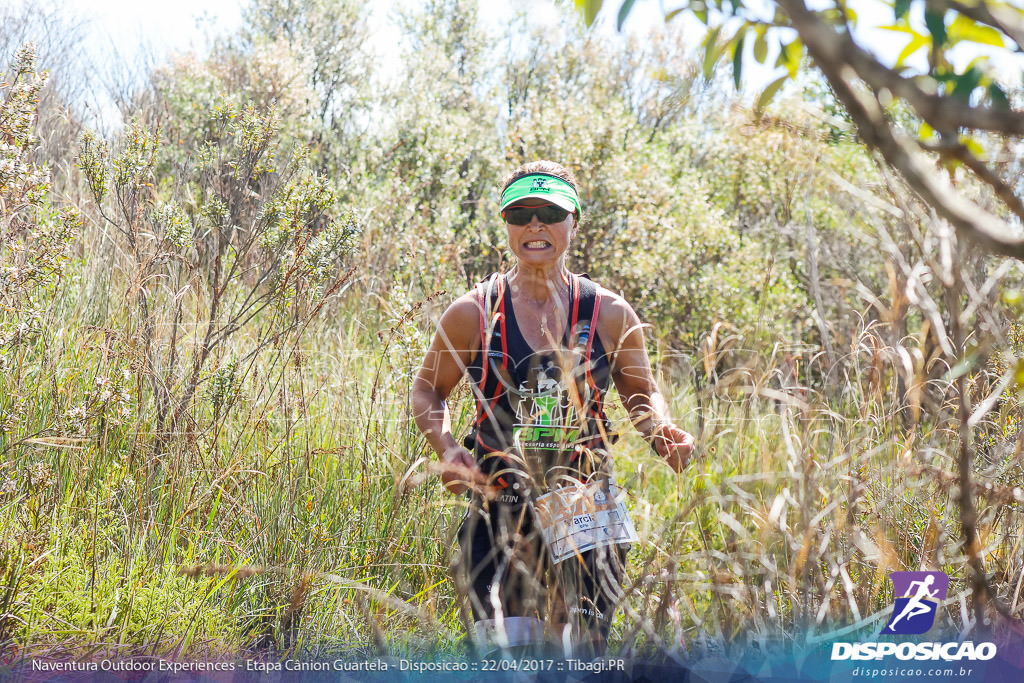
[830,570,998,663]
[882,571,948,635]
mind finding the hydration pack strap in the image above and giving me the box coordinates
[570,273,601,390]
[569,274,610,456]
[474,273,507,431]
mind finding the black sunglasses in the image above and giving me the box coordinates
[502,203,571,226]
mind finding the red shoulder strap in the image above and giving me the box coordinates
[475,275,493,395]
[570,273,581,334]
[473,274,497,425]
[486,275,508,415]
[473,273,508,428]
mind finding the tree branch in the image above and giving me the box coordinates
[777,0,1024,260]
[920,138,1024,225]
[778,0,1024,137]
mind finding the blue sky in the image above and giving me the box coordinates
[58,0,666,63]
[16,0,1024,129]
[31,0,1024,73]
[56,0,1021,81]
[64,0,242,57]
[40,0,678,127]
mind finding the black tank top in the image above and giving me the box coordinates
[465,273,615,502]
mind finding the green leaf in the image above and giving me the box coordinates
[755,74,788,115]
[776,38,804,79]
[687,8,707,24]
[896,33,929,67]
[925,9,948,49]
[895,0,911,21]
[732,33,746,90]
[951,67,983,100]
[1014,357,1024,389]
[754,26,768,63]
[822,8,846,25]
[948,14,1006,47]
[669,0,700,23]
[616,0,636,31]
[965,54,991,71]
[959,134,985,157]
[944,352,981,383]
[989,82,1009,109]
[575,0,603,26]
[703,25,724,80]
[876,23,919,35]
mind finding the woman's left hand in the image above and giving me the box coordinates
[652,423,695,472]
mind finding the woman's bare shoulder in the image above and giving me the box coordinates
[591,281,643,352]
[593,280,638,321]
[434,289,483,353]
[592,282,630,310]
[444,290,481,319]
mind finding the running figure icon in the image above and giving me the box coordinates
[887,575,938,629]
[882,571,949,635]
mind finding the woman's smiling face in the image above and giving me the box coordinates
[504,197,577,268]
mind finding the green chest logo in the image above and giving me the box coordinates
[509,352,582,452]
[513,425,582,451]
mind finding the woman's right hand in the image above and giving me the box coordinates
[651,422,696,472]
[437,445,485,495]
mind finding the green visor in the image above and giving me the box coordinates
[500,173,581,214]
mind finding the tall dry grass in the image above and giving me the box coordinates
[2,41,1023,666]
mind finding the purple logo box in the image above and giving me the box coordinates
[890,571,949,600]
[882,571,949,634]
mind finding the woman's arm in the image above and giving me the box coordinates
[412,293,486,493]
[601,293,695,472]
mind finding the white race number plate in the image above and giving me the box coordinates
[532,482,639,564]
